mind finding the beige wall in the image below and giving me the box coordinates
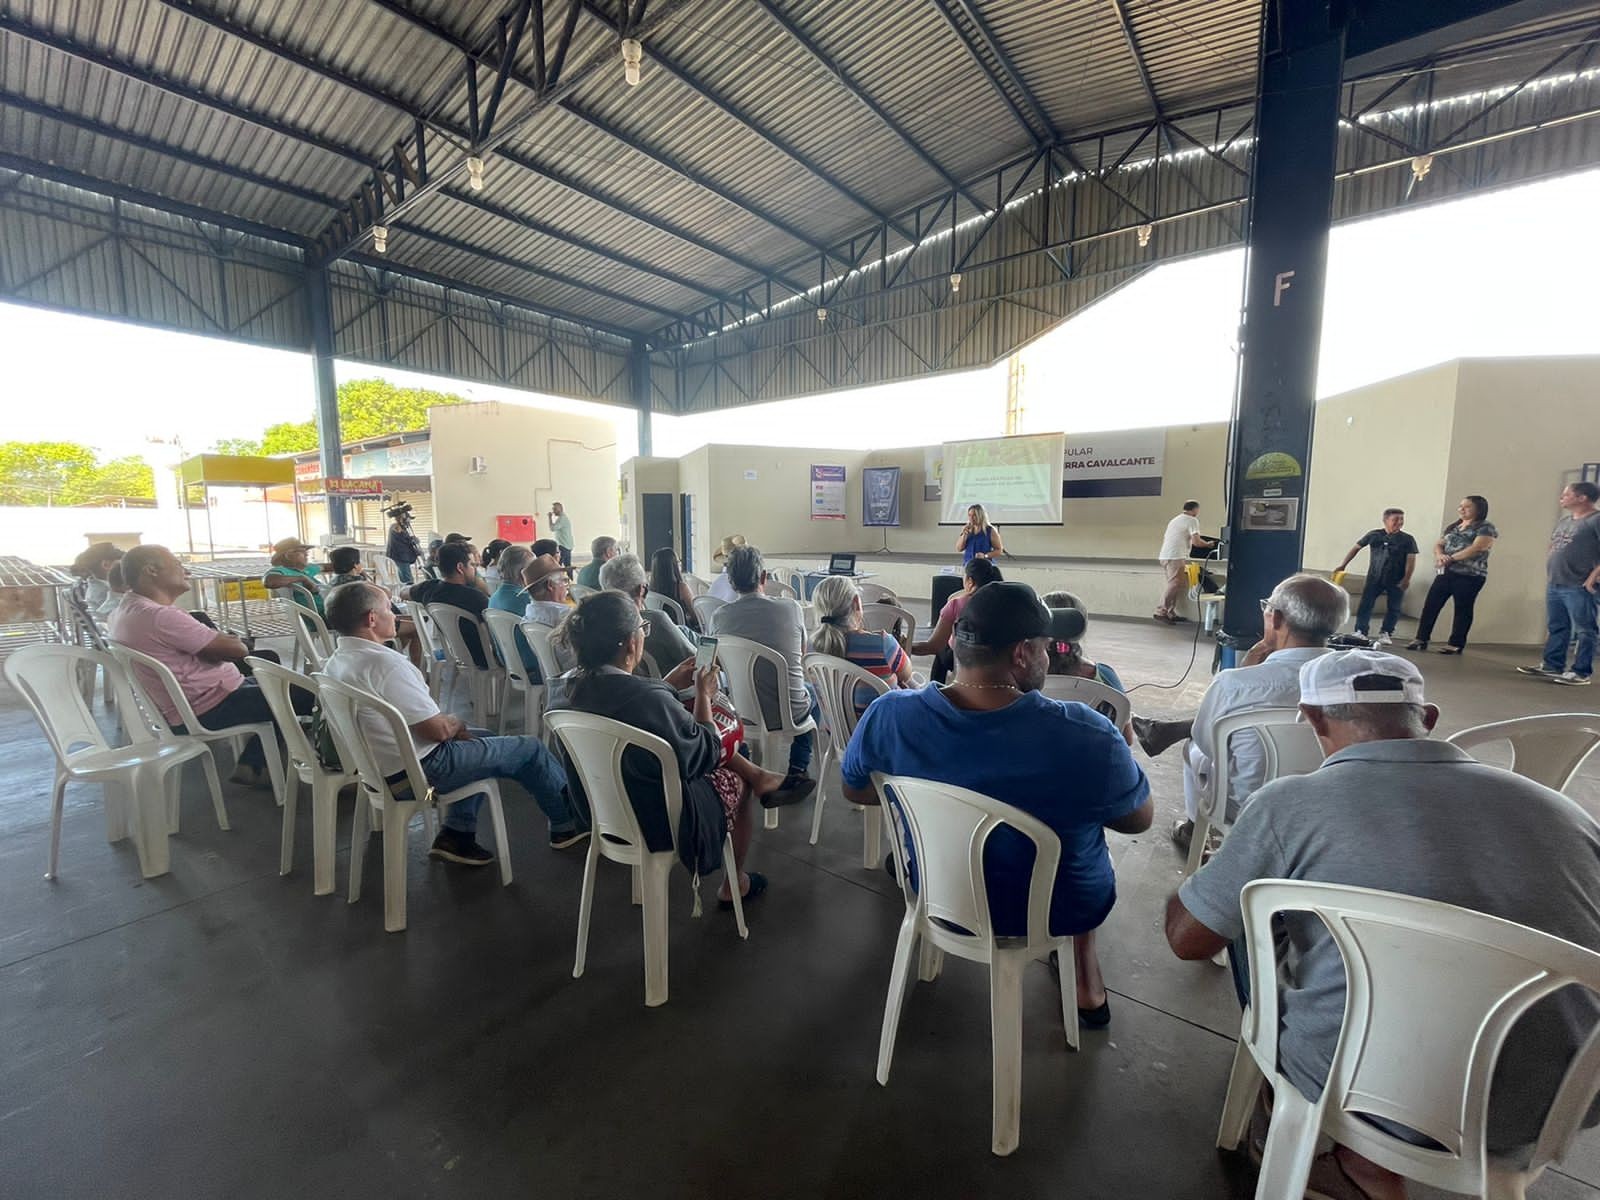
[678,446,712,576]
[619,456,681,561]
[428,401,618,549]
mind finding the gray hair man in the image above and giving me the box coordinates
[1166,651,1600,1197]
[1172,572,1348,852]
[600,551,697,682]
[575,535,620,591]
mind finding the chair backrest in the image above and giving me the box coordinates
[717,634,813,736]
[108,642,206,732]
[643,590,686,627]
[857,582,899,606]
[3,644,149,761]
[1040,674,1132,729]
[520,621,567,683]
[426,602,494,674]
[545,710,682,858]
[245,656,321,774]
[804,652,889,744]
[402,600,444,667]
[691,595,725,629]
[570,583,597,601]
[312,673,430,811]
[765,577,799,601]
[1446,714,1600,794]
[859,602,917,645]
[482,609,535,690]
[1238,879,1600,1187]
[871,774,1062,954]
[1204,706,1317,824]
[285,600,334,669]
[681,572,710,597]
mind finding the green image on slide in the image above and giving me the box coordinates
[944,434,1063,524]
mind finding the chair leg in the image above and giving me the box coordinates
[861,802,882,870]
[918,940,944,982]
[104,778,132,843]
[382,801,413,932]
[311,774,339,896]
[347,798,371,904]
[808,743,832,846]
[131,763,173,878]
[630,862,643,906]
[47,772,68,879]
[278,773,299,876]
[484,786,513,886]
[1059,938,1081,1053]
[876,914,921,1085]
[721,835,748,940]
[573,837,602,978]
[640,854,673,1007]
[1216,1038,1264,1151]
[199,751,229,832]
[1483,1166,1530,1200]
[1254,1081,1322,1199]
[259,733,287,809]
[989,950,1026,1156]
[1184,812,1211,877]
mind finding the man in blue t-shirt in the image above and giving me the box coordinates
[842,581,1152,1026]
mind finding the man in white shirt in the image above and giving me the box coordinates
[1171,573,1346,852]
[322,581,585,864]
[1155,500,1217,623]
[708,533,746,603]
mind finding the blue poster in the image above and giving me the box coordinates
[862,466,901,527]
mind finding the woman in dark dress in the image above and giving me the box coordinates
[563,591,791,907]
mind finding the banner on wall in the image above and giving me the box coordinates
[810,464,847,520]
[1062,430,1166,498]
[862,466,901,527]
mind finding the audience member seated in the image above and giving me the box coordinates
[479,538,511,588]
[531,537,562,566]
[1165,651,1600,1200]
[708,544,818,791]
[1040,590,1132,744]
[708,534,746,602]
[649,547,701,629]
[575,536,619,591]
[409,541,489,668]
[95,561,128,620]
[321,581,584,860]
[522,552,578,676]
[488,546,531,614]
[559,591,801,907]
[323,546,368,589]
[842,581,1153,1024]
[262,537,327,616]
[1144,573,1345,855]
[110,544,310,785]
[911,557,1003,683]
[601,552,697,677]
[809,574,912,715]
[71,542,125,610]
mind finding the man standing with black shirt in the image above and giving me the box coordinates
[1333,508,1418,646]
[409,541,490,667]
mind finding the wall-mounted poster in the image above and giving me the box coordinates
[1062,430,1166,498]
[923,446,943,501]
[862,466,901,527]
[810,464,846,520]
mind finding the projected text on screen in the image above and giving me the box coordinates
[939,433,1065,525]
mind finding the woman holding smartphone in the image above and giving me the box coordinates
[957,503,1004,565]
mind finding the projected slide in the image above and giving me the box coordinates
[939,433,1066,525]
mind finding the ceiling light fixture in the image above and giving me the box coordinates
[621,38,643,86]
[1136,223,1153,248]
[816,306,827,323]
[466,155,485,191]
[949,272,962,293]
[373,224,388,254]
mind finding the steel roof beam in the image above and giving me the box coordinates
[749,0,987,215]
[1106,0,1163,119]
[578,1,917,245]
[928,0,1056,145]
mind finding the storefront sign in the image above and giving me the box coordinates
[323,477,385,498]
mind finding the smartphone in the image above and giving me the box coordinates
[695,635,718,673]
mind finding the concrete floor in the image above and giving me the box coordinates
[3,617,1599,1199]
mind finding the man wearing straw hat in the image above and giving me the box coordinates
[708,534,746,602]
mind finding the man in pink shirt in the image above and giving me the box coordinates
[109,544,306,784]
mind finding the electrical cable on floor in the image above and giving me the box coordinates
[1124,596,1210,694]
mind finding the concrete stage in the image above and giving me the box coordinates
[1,620,1597,1199]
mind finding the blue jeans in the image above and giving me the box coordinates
[1353,580,1404,635]
[787,685,822,777]
[421,729,575,835]
[1543,585,1598,677]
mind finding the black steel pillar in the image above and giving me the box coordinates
[630,340,653,458]
[305,266,346,535]
[1221,4,1347,640]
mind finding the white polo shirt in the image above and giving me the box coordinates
[322,636,442,776]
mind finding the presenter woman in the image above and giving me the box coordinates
[957,504,1005,565]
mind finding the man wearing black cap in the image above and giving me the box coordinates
[842,581,1153,1025]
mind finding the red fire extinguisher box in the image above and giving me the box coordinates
[497,514,537,542]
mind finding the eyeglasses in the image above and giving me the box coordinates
[632,619,651,638]
[1259,598,1278,616]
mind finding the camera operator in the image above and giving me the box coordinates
[384,501,423,584]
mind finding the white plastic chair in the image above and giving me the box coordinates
[765,577,799,601]
[643,590,687,627]
[483,608,544,735]
[284,600,335,671]
[402,600,447,701]
[247,657,358,895]
[426,602,504,728]
[1446,714,1600,795]
[682,572,710,598]
[545,710,748,1008]
[110,642,287,810]
[871,773,1081,1156]
[715,634,817,831]
[691,594,725,629]
[314,673,512,932]
[859,602,917,646]
[857,582,899,606]
[570,583,597,601]
[1040,674,1132,731]
[520,620,568,689]
[1184,706,1320,878]
[1217,879,1600,1200]
[4,644,221,879]
[803,653,889,866]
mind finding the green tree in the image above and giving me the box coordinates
[260,420,318,454]
[61,456,157,505]
[215,378,469,458]
[210,436,264,455]
[0,441,97,505]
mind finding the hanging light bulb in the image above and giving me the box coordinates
[1410,153,1434,182]
[466,155,485,192]
[816,306,827,323]
[621,38,643,86]
[1136,223,1153,248]
[949,272,962,293]
[372,224,388,254]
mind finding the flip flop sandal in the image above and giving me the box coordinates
[718,871,767,911]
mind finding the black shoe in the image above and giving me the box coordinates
[718,871,767,910]
[1131,716,1189,758]
[429,829,495,866]
[1171,818,1195,853]
[549,828,590,850]
[883,853,899,885]
[1078,999,1112,1029]
[760,773,816,809]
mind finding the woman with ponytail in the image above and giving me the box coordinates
[809,575,913,715]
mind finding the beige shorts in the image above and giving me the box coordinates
[1161,559,1188,582]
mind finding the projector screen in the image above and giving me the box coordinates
[939,433,1066,526]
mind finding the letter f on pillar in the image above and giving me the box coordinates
[1273,270,1296,307]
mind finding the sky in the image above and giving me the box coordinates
[2,167,1597,465]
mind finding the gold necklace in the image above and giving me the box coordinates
[944,680,1019,693]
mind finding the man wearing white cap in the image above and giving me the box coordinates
[1166,651,1600,1197]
